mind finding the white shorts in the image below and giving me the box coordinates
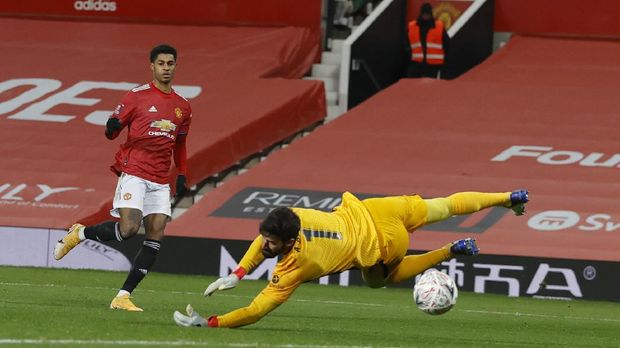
[110,173,171,218]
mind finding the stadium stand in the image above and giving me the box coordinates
[463,35,620,88]
[168,34,620,263]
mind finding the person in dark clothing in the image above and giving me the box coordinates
[406,2,450,78]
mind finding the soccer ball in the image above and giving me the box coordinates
[413,269,458,315]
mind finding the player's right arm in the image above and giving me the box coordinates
[105,92,136,139]
[175,291,282,328]
[203,235,265,296]
[238,235,266,271]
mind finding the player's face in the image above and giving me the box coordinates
[151,53,176,84]
[260,232,293,258]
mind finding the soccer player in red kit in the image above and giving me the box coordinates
[53,44,192,311]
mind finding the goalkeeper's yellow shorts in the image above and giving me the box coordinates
[362,195,428,266]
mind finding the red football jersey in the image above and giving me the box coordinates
[109,82,192,184]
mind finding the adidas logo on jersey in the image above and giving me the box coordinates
[149,106,158,112]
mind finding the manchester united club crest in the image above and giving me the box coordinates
[123,193,132,200]
[175,107,182,118]
[434,2,461,30]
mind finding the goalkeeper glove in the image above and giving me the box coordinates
[173,304,207,327]
[175,175,187,197]
[204,268,246,296]
[204,274,239,296]
[105,118,122,139]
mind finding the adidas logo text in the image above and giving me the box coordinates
[74,0,117,12]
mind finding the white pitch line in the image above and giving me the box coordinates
[0,339,390,348]
[461,309,620,323]
[0,281,382,307]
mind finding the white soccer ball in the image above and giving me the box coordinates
[413,269,458,315]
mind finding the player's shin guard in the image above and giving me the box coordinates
[121,239,161,293]
[387,246,451,284]
[84,221,123,242]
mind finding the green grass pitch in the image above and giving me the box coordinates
[1,266,619,347]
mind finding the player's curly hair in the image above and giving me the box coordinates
[260,207,300,241]
[150,44,177,62]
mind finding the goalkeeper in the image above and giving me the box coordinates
[173,190,529,328]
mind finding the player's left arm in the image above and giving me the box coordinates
[173,107,191,196]
[173,135,188,196]
[173,135,187,172]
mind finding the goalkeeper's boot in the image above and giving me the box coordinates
[53,223,84,260]
[509,189,529,216]
[110,294,143,312]
[450,238,479,256]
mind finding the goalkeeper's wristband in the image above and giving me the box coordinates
[207,315,219,328]
[232,267,247,279]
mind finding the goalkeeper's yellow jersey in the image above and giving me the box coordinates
[216,192,388,327]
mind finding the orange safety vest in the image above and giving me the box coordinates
[408,20,445,65]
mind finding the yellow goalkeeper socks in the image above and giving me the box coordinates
[387,245,452,283]
[446,192,512,214]
[424,192,511,224]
